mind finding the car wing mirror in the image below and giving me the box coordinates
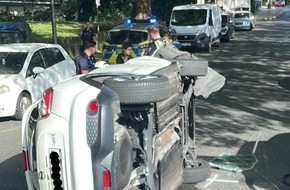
[32,67,44,78]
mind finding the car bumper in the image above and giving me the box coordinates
[0,93,17,117]
[234,23,252,30]
[179,39,210,50]
[23,112,94,190]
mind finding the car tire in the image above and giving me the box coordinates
[206,40,212,53]
[231,30,235,39]
[114,129,133,189]
[249,24,253,31]
[225,35,230,42]
[14,92,31,120]
[183,159,211,184]
[104,75,171,104]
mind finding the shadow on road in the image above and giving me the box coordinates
[238,133,290,190]
[0,153,27,190]
[278,77,290,92]
[0,117,14,122]
[190,19,290,190]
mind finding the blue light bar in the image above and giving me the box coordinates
[125,18,132,25]
[149,17,157,24]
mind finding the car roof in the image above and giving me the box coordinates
[0,43,61,52]
[173,4,216,10]
[109,22,153,32]
[234,11,250,14]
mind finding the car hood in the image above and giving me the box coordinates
[90,57,172,75]
[0,74,16,83]
[233,18,251,22]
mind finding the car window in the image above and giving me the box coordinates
[26,50,45,77]
[171,9,207,26]
[41,47,65,67]
[222,15,228,27]
[234,13,250,18]
[106,30,148,44]
[0,52,28,74]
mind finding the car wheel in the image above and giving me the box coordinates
[14,92,31,120]
[231,30,235,39]
[225,35,230,42]
[249,24,253,31]
[114,128,133,189]
[104,75,170,104]
[183,157,211,184]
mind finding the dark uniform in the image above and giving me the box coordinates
[116,53,133,64]
[81,28,95,45]
[76,53,95,74]
[147,38,164,56]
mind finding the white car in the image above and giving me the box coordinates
[232,11,255,31]
[0,43,76,119]
[22,47,225,189]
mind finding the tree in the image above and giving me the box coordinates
[131,0,151,19]
[78,0,96,21]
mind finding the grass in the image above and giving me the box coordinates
[28,21,84,40]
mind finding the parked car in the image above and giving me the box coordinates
[275,0,285,7]
[0,43,76,119]
[22,46,226,190]
[169,4,222,52]
[102,17,171,64]
[221,14,235,42]
[0,22,31,44]
[232,11,255,31]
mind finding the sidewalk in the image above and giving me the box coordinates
[255,6,277,21]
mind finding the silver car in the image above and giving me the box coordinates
[233,11,255,31]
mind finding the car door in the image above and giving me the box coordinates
[25,49,48,101]
[41,47,75,85]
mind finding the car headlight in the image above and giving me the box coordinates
[197,33,209,43]
[243,21,250,25]
[0,85,10,94]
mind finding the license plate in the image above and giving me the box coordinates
[181,43,191,46]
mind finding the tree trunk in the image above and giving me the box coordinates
[131,0,151,20]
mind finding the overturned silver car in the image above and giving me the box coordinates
[22,46,225,190]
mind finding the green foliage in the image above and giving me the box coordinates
[99,0,133,20]
[59,0,78,21]
[151,0,197,21]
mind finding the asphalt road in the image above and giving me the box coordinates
[1,9,290,190]
[190,15,290,190]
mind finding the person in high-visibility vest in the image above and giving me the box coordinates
[116,41,134,64]
[146,25,164,56]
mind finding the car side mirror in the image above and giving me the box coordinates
[32,67,44,78]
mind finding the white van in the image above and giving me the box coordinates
[169,4,222,52]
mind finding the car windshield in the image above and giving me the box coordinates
[0,52,28,74]
[234,13,250,19]
[106,30,148,44]
[171,9,207,26]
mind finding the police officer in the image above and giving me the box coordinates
[80,22,95,52]
[76,41,96,74]
[146,25,164,56]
